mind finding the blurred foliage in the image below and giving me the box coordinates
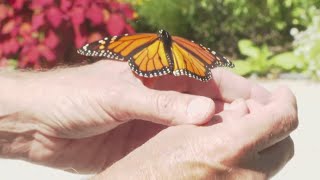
[232,39,306,77]
[2,0,318,79]
[128,0,320,56]
[128,0,320,79]
[234,8,320,80]
[292,9,320,79]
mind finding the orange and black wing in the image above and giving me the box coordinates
[77,33,173,78]
[128,38,173,77]
[171,36,234,81]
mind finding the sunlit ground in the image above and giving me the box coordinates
[0,79,318,180]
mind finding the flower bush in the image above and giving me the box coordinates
[292,8,320,79]
[0,0,136,69]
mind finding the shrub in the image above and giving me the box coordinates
[0,0,136,69]
[233,7,320,80]
[129,0,320,57]
[232,39,306,77]
[292,8,320,79]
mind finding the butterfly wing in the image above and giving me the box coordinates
[128,39,173,77]
[171,42,211,81]
[172,36,234,68]
[171,36,234,81]
[78,33,156,60]
[77,33,173,78]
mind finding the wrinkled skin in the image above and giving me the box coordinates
[0,61,298,179]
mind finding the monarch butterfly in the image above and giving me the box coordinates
[77,29,234,82]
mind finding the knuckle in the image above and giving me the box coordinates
[283,87,298,110]
[152,91,177,124]
[103,86,132,121]
[154,92,174,113]
[288,105,299,131]
[273,87,299,132]
[275,104,299,134]
[284,100,299,132]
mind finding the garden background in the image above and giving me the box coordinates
[0,0,319,179]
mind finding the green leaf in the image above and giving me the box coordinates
[232,60,254,76]
[270,52,301,70]
[260,44,272,59]
[238,39,260,58]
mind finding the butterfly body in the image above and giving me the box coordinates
[77,29,234,82]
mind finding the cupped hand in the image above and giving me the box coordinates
[95,87,298,179]
[23,60,270,138]
[7,60,272,173]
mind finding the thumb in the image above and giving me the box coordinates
[119,88,215,125]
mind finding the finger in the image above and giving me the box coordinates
[112,87,216,126]
[224,99,248,112]
[149,68,271,104]
[209,99,240,114]
[209,69,271,104]
[246,99,264,111]
[234,86,298,152]
[242,137,294,178]
[205,99,249,125]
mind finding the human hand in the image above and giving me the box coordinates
[10,61,220,138]
[0,60,270,173]
[95,87,298,180]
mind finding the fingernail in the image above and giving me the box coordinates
[187,97,214,123]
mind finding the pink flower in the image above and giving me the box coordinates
[46,6,64,28]
[1,0,136,69]
[60,0,72,12]
[86,4,104,26]
[38,44,56,61]
[73,0,91,8]
[0,4,12,21]
[22,45,40,65]
[2,19,16,34]
[10,16,22,36]
[6,38,20,54]
[70,7,85,26]
[32,13,45,30]
[107,14,125,36]
[1,41,10,55]
[109,1,120,10]
[119,4,136,19]
[19,22,32,37]
[30,0,54,10]
[125,24,135,34]
[21,45,31,55]
[44,30,60,49]
[20,33,37,46]
[11,0,25,10]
